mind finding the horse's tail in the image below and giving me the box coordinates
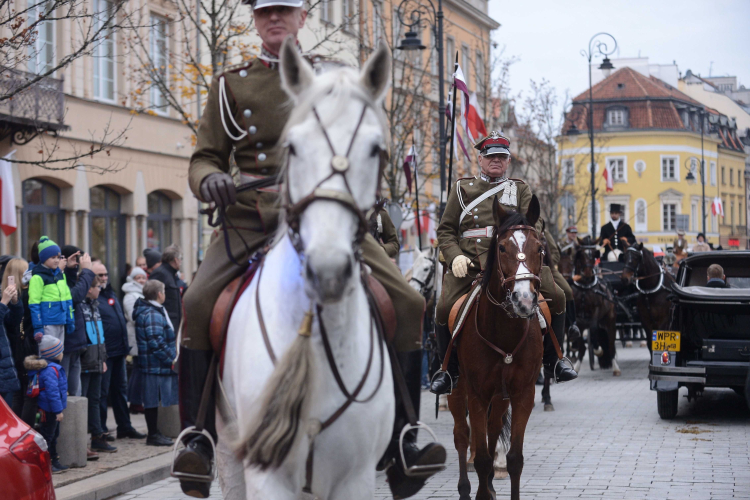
[500,405,512,452]
[236,333,315,469]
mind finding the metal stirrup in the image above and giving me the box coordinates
[553,356,576,384]
[429,370,454,395]
[170,427,218,483]
[398,422,447,477]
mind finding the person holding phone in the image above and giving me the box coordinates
[0,268,23,407]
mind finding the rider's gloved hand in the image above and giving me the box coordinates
[451,255,473,278]
[200,173,237,210]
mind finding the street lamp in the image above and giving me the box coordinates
[581,33,617,240]
[395,0,446,215]
[682,109,707,236]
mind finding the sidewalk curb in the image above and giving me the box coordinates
[54,453,172,500]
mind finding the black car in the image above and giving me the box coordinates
[649,250,750,419]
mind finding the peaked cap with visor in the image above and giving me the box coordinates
[474,131,511,157]
[245,0,304,9]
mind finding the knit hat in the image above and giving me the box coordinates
[129,266,147,279]
[143,248,162,269]
[38,236,61,264]
[61,245,81,259]
[40,335,64,359]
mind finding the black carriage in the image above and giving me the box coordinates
[649,251,750,419]
[598,261,646,346]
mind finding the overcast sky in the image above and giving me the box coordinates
[487,0,750,110]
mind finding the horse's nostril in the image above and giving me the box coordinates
[512,291,519,301]
[305,261,315,281]
[342,258,353,279]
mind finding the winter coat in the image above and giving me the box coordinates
[11,289,37,388]
[0,300,24,393]
[64,268,97,353]
[97,284,130,358]
[122,279,144,356]
[77,299,108,373]
[28,265,74,336]
[25,356,67,414]
[133,298,176,375]
[148,263,182,333]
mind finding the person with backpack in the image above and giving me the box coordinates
[28,236,74,344]
[25,335,68,473]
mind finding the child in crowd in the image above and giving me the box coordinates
[26,335,68,473]
[28,237,74,344]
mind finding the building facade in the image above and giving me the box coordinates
[559,67,747,250]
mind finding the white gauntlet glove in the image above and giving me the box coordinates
[451,255,473,278]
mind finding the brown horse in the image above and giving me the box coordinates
[621,243,675,353]
[448,195,544,500]
[572,237,620,375]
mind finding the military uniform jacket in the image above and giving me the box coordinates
[544,230,561,268]
[437,177,532,274]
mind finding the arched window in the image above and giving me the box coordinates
[635,199,648,233]
[147,191,172,250]
[90,186,125,290]
[22,179,64,260]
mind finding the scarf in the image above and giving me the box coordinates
[149,300,174,332]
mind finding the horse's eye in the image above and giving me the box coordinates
[498,244,505,252]
[289,144,297,156]
[370,144,381,157]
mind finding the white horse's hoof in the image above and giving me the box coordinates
[439,394,449,411]
[494,467,509,480]
[594,347,604,357]
[625,341,633,348]
[574,360,581,373]
[613,370,621,376]
[640,340,648,348]
[544,403,555,412]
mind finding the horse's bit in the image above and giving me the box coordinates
[573,245,600,290]
[624,247,667,295]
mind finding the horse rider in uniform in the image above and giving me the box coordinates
[430,131,578,395]
[560,225,578,254]
[543,226,580,342]
[175,0,446,497]
[598,204,635,262]
[369,201,400,259]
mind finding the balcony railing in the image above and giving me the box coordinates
[0,66,69,144]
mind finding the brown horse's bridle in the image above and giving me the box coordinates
[485,224,543,319]
[284,103,387,255]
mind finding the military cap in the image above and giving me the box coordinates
[246,0,304,9]
[565,226,578,233]
[474,130,511,157]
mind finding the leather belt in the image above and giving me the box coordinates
[240,172,280,193]
[462,226,494,239]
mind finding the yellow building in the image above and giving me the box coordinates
[558,67,747,250]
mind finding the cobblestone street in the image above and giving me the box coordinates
[113,346,750,500]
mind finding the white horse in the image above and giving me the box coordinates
[407,246,441,300]
[217,40,395,500]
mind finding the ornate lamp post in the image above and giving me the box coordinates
[581,33,617,240]
[684,110,707,236]
[395,0,446,215]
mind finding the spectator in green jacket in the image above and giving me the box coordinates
[28,237,74,344]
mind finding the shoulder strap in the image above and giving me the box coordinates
[458,181,508,225]
[218,76,247,141]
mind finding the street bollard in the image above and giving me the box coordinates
[157,405,181,438]
[58,396,88,468]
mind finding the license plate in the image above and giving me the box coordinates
[652,331,680,352]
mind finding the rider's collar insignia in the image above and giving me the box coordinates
[479,173,508,184]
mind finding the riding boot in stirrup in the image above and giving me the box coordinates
[543,312,578,383]
[566,300,581,342]
[429,323,459,395]
[385,350,447,499]
[174,347,216,498]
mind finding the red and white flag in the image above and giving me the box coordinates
[403,145,416,193]
[466,92,487,143]
[602,162,614,192]
[711,197,724,217]
[0,155,17,236]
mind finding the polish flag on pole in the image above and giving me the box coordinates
[466,92,487,143]
[711,197,724,217]
[453,65,472,146]
[403,145,416,193]
[602,162,614,192]
[0,154,17,236]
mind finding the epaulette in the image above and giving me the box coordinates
[222,58,257,76]
[457,176,474,181]
[509,178,526,185]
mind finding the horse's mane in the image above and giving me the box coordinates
[579,235,596,247]
[482,211,529,289]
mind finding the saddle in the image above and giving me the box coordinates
[209,260,397,372]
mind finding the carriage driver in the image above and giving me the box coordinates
[176,0,445,497]
[430,131,578,395]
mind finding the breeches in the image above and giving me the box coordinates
[182,202,425,353]
[436,265,565,326]
[553,269,574,302]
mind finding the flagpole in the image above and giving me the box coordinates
[446,51,459,198]
[413,151,422,250]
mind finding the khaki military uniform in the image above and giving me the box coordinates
[435,176,565,326]
[545,229,573,302]
[183,57,424,353]
[370,208,400,259]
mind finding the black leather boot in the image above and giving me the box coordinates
[565,300,581,342]
[543,313,578,383]
[429,323,458,395]
[385,350,446,499]
[175,347,216,498]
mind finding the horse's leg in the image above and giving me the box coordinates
[506,387,534,500]
[542,376,554,411]
[328,471,375,500]
[216,415,246,500]
[467,395,493,500]
[487,397,510,486]
[448,385,472,500]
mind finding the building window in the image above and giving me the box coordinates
[22,179,63,261]
[429,30,438,76]
[27,0,55,75]
[90,186,124,290]
[608,157,626,182]
[721,166,725,185]
[147,191,172,251]
[93,0,116,102]
[730,168,734,186]
[372,1,382,45]
[710,162,716,186]
[608,109,625,126]
[661,156,678,181]
[560,193,575,227]
[730,201,735,228]
[320,0,332,24]
[150,15,168,114]
[446,37,455,82]
[635,198,647,233]
[475,51,485,96]
[562,159,575,186]
[342,0,355,31]
[461,44,471,89]
[691,201,698,231]
[662,203,677,231]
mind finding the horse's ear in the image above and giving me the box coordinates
[638,242,644,251]
[492,195,507,227]
[279,36,315,100]
[360,40,391,102]
[525,194,540,227]
[576,236,583,245]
